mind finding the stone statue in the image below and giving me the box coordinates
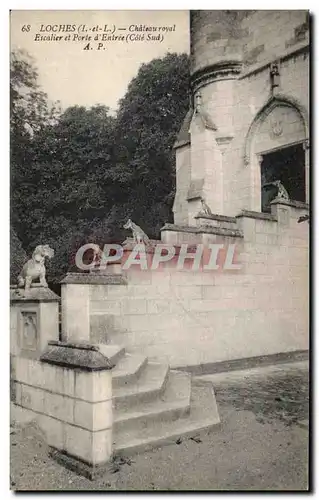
[123,219,151,246]
[200,198,213,216]
[272,180,289,200]
[18,245,54,290]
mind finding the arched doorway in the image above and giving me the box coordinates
[244,96,309,212]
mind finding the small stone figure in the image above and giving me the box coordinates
[298,214,309,224]
[17,244,54,290]
[123,219,151,246]
[270,62,280,94]
[200,198,213,216]
[272,180,289,200]
[195,92,202,113]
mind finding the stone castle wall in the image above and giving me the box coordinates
[75,204,309,369]
[174,10,309,221]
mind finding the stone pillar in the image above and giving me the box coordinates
[61,274,90,343]
[12,341,114,480]
[61,272,127,344]
[10,286,60,358]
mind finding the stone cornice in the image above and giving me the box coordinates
[190,61,243,93]
[239,40,309,81]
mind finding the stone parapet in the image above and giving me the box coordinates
[11,341,114,480]
[10,285,60,358]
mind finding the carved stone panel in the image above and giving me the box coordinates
[20,310,38,352]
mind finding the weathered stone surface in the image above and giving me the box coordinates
[161,223,243,238]
[236,210,277,221]
[40,341,114,371]
[61,272,127,285]
[10,286,60,303]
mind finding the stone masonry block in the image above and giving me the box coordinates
[174,286,202,300]
[122,298,148,315]
[74,370,112,403]
[90,301,121,315]
[92,429,113,464]
[63,424,112,465]
[201,285,222,300]
[43,392,74,424]
[73,399,112,431]
[63,424,92,464]
[20,384,44,414]
[38,414,64,449]
[41,362,64,393]
[147,299,171,315]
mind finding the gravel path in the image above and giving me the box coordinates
[10,364,309,491]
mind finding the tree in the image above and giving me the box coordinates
[112,52,190,237]
[10,50,190,282]
[10,225,27,283]
[10,49,60,244]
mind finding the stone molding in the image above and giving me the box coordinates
[161,223,243,238]
[40,341,114,371]
[270,198,309,210]
[190,60,243,93]
[236,210,278,221]
[10,286,60,303]
[61,272,127,286]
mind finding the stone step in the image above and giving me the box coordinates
[113,385,220,456]
[96,344,125,365]
[192,360,309,388]
[114,370,191,432]
[112,353,148,388]
[113,362,169,411]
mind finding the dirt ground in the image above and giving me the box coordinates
[10,364,309,492]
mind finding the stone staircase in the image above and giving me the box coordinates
[101,345,220,456]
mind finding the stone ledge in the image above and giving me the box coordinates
[195,213,237,223]
[10,286,60,303]
[161,223,243,238]
[270,199,309,210]
[40,341,114,371]
[60,272,127,286]
[236,210,278,222]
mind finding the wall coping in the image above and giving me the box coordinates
[10,286,60,303]
[238,40,309,80]
[161,223,243,238]
[236,210,278,222]
[194,213,238,223]
[270,198,309,210]
[60,272,127,285]
[40,341,114,371]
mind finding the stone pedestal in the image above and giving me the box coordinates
[61,272,127,344]
[12,341,114,480]
[10,286,60,358]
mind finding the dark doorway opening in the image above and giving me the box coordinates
[261,143,305,212]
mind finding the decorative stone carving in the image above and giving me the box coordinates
[191,61,242,94]
[269,116,283,137]
[265,180,289,200]
[195,92,202,112]
[303,138,310,150]
[270,61,280,94]
[200,197,213,216]
[21,311,38,351]
[123,219,152,246]
[18,245,54,290]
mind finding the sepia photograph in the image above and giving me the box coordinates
[9,9,310,491]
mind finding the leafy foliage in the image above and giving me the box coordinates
[10,50,190,283]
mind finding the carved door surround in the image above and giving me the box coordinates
[244,95,309,212]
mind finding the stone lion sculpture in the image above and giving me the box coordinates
[17,244,54,290]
